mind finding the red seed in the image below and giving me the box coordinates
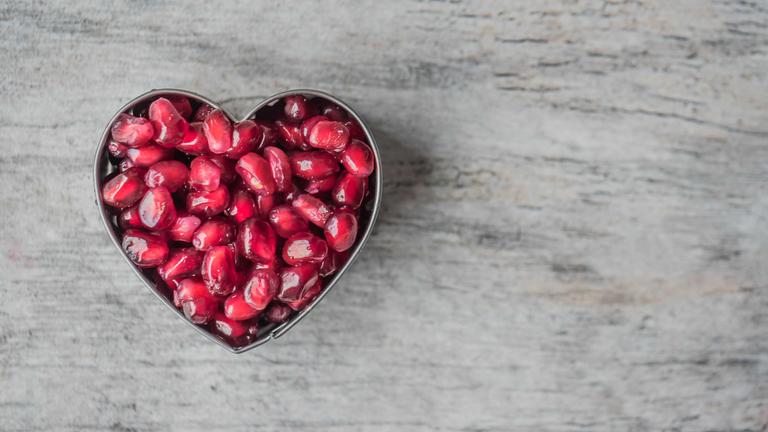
[158,248,202,285]
[149,97,188,148]
[286,278,323,311]
[186,185,230,217]
[340,139,374,177]
[321,103,347,121]
[275,119,306,150]
[324,209,359,252]
[166,96,193,119]
[237,218,277,263]
[282,232,328,265]
[263,146,293,192]
[193,104,216,122]
[138,187,177,230]
[211,312,258,344]
[118,158,136,172]
[251,258,282,273]
[332,172,366,208]
[278,263,319,302]
[243,269,279,310]
[292,194,334,227]
[111,113,155,147]
[255,193,275,219]
[343,119,366,141]
[176,122,208,155]
[101,168,148,208]
[300,115,329,142]
[235,152,276,196]
[320,250,350,277]
[144,160,189,192]
[268,205,310,238]
[176,278,219,324]
[108,140,129,158]
[209,155,237,184]
[282,182,302,203]
[253,120,278,150]
[118,205,143,230]
[202,245,238,296]
[224,289,261,321]
[203,109,233,154]
[284,95,309,122]
[189,155,222,192]
[290,151,339,180]
[226,188,257,223]
[125,145,174,167]
[168,212,202,243]
[225,120,262,159]
[264,302,293,323]
[308,120,349,152]
[122,229,169,268]
[305,175,338,195]
[192,218,235,251]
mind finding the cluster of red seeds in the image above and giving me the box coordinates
[100,94,375,346]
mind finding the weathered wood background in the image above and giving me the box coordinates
[1,1,767,431]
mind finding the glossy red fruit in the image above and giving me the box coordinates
[320,250,350,277]
[264,302,292,324]
[278,264,319,302]
[202,245,238,296]
[286,278,323,311]
[211,313,258,344]
[166,96,193,119]
[224,289,261,321]
[305,175,337,195]
[186,185,230,217]
[235,152,276,196]
[158,248,202,285]
[282,182,302,203]
[193,104,216,122]
[225,120,262,159]
[237,218,277,263]
[226,188,256,223]
[192,218,235,251]
[243,269,279,310]
[102,168,148,208]
[111,113,154,147]
[209,155,237,184]
[169,212,202,243]
[176,122,208,155]
[263,146,292,192]
[340,139,374,177]
[255,194,275,219]
[300,115,328,143]
[308,120,349,152]
[268,205,310,238]
[284,95,309,122]
[108,140,129,158]
[275,119,305,150]
[176,278,219,324]
[332,172,366,208]
[292,194,334,227]
[118,158,136,172]
[343,119,366,141]
[203,109,233,154]
[149,97,188,148]
[282,232,328,265]
[189,155,221,192]
[290,151,339,180]
[138,187,177,230]
[321,103,347,121]
[253,120,278,150]
[251,257,281,273]
[144,160,189,192]
[122,229,169,268]
[125,145,174,167]
[324,209,359,252]
[118,205,143,230]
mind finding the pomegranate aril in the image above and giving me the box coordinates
[203,109,233,154]
[211,312,258,344]
[324,209,359,252]
[282,232,328,265]
[255,193,275,219]
[307,120,349,152]
[278,263,319,302]
[243,269,279,310]
[286,278,323,311]
[111,113,155,148]
[321,103,347,121]
[102,168,148,209]
[186,185,230,217]
[126,145,174,167]
[226,120,262,159]
[169,212,202,243]
[224,289,261,321]
[305,175,337,195]
[166,96,193,119]
[202,245,238,296]
[118,205,143,230]
[189,155,222,192]
[268,205,310,238]
[343,119,366,141]
[209,155,237,184]
[235,152,276,196]
[138,187,177,230]
[290,151,340,180]
[340,139,374,177]
[251,257,281,273]
[226,188,257,224]
[275,119,306,150]
[284,95,309,122]
[118,158,136,172]
[108,140,128,158]
[292,194,334,227]
[320,250,350,277]
[263,146,293,192]
[176,278,219,324]
[253,120,278,150]
[192,218,235,251]
[176,122,208,155]
[149,97,188,148]
[237,218,277,263]
[144,160,189,192]
[264,302,292,324]
[332,172,366,208]
[282,182,302,203]
[300,116,328,144]
[122,229,169,268]
[158,248,202,285]
[193,104,216,122]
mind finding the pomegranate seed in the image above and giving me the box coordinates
[282,232,328,265]
[237,218,277,263]
[253,120,278,150]
[149,97,188,148]
[224,120,262,159]
[262,146,293,192]
[320,250,350,277]
[125,145,174,167]
[226,188,256,223]
[305,175,337,195]
[265,302,293,324]
[203,109,233,154]
[290,151,339,180]
[282,182,302,203]
[286,278,323,311]
[343,119,366,141]
[278,263,319,302]
[275,119,306,150]
[166,96,193,119]
[284,95,309,122]
[122,229,169,268]
[321,103,347,121]
[332,172,366,208]
[202,245,238,296]
[251,257,281,273]
[176,122,208,155]
[168,212,202,243]
[118,158,136,172]
[300,115,329,142]
[189,155,222,192]
[193,104,216,122]
[209,155,237,184]
[268,205,310,238]
[340,139,374,177]
[243,269,279,310]
[108,140,128,158]
[186,185,230,217]
[192,218,235,251]
[255,193,275,219]
[144,160,189,192]
[101,168,148,208]
[292,194,334,227]
[224,289,261,321]
[111,113,154,147]
[176,278,219,324]
[235,152,276,196]
[138,187,177,230]
[228,243,247,271]
[308,120,349,152]
[158,248,202,285]
[324,209,359,252]
[211,312,258,344]
[118,205,143,230]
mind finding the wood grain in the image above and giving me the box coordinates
[1,0,766,431]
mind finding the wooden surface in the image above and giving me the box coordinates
[1,1,767,431]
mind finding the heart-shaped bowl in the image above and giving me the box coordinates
[93,89,382,353]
